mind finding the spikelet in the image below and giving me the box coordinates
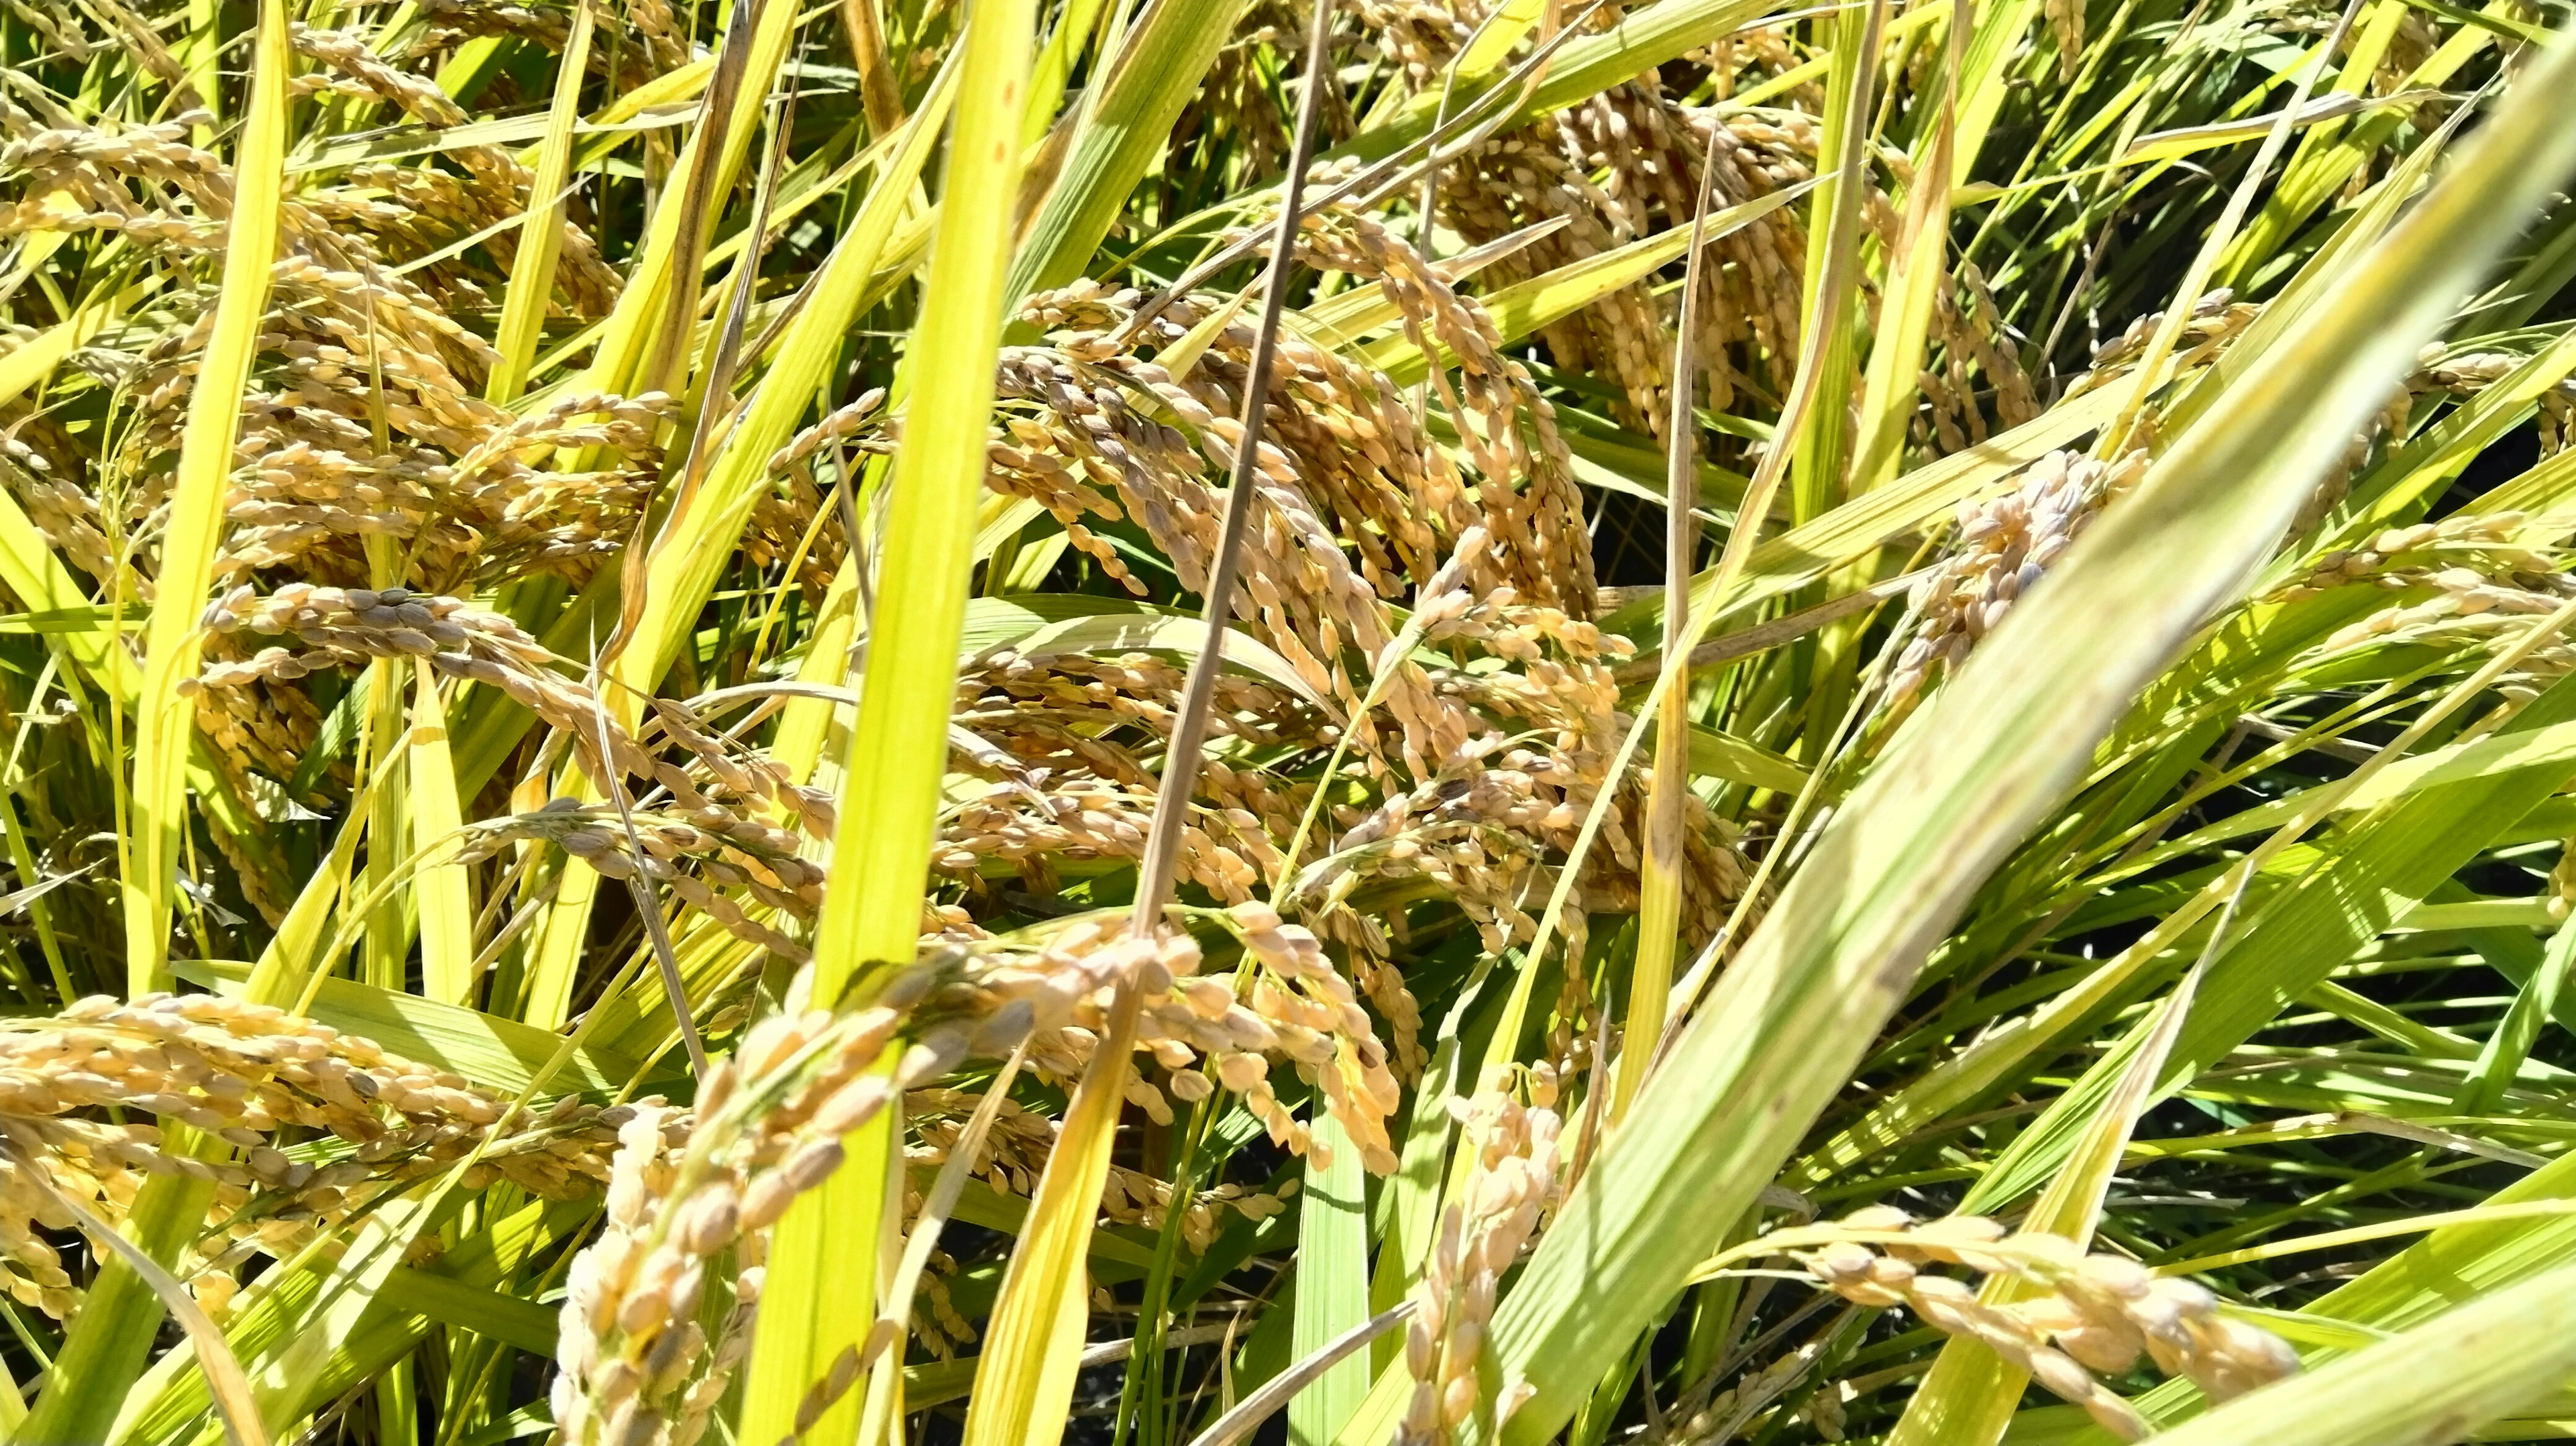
[2276,512,2555,603]
[0,993,623,1320]
[551,970,931,1446]
[943,277,1750,1071]
[196,587,834,851]
[2298,512,2576,696]
[1395,1065,1564,1446]
[549,930,1203,1446]
[2041,0,2084,80]
[1348,0,1819,428]
[1799,1208,2300,1440]
[1920,261,2043,454]
[2073,290,2258,389]
[1660,1313,1845,1446]
[1882,448,2152,717]
[903,1084,1291,1307]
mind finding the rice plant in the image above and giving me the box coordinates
[3,0,2576,1437]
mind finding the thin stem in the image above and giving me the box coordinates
[1129,0,1338,930]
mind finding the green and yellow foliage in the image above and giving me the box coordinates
[3,0,2576,1440]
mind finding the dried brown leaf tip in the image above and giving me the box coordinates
[1799,1207,2298,1440]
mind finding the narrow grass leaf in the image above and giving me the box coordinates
[121,0,291,993]
[737,0,1036,1437]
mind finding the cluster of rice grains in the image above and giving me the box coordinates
[551,977,934,1446]
[1355,0,1809,429]
[1344,0,2038,449]
[188,579,841,942]
[549,927,1301,1445]
[1880,447,2150,717]
[1798,1209,2300,1440]
[2286,512,2576,693]
[0,992,621,1322]
[1867,325,2576,726]
[0,5,708,1387]
[942,240,1752,1062]
[529,190,1752,1424]
[0,0,667,856]
[1396,1064,1568,1446]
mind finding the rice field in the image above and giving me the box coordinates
[2,0,2576,1441]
